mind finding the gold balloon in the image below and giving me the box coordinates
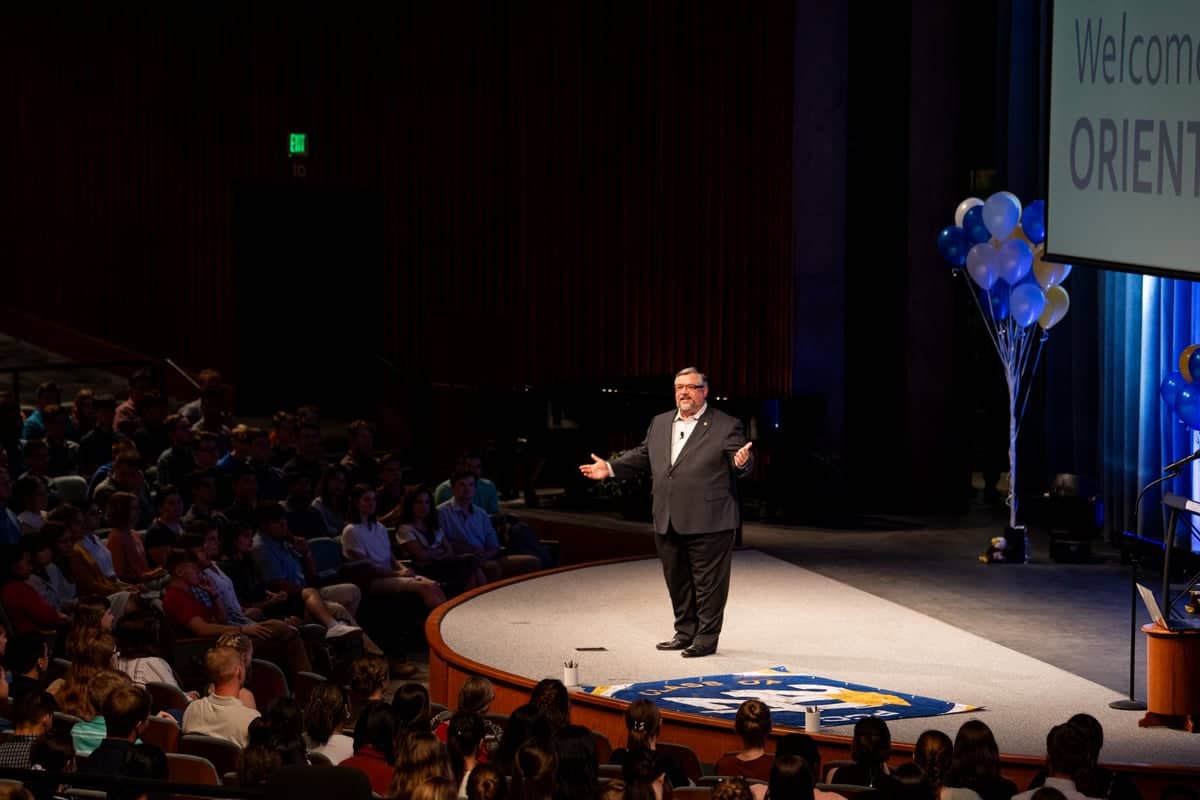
[1038,286,1070,330]
[1033,253,1068,290]
[1182,344,1200,383]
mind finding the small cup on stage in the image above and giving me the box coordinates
[563,663,580,687]
[805,707,821,732]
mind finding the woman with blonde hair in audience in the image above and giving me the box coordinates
[303,682,354,764]
[69,669,134,755]
[509,738,558,800]
[63,595,114,660]
[311,464,350,536]
[105,492,164,586]
[715,699,774,782]
[610,698,690,789]
[944,720,1017,800]
[54,631,117,717]
[411,777,459,800]
[467,763,508,800]
[388,734,453,800]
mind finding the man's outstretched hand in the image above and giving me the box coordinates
[579,453,611,480]
[734,441,753,468]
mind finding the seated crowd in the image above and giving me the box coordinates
[0,375,1183,800]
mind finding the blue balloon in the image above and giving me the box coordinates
[962,205,991,244]
[937,226,969,267]
[1178,384,1200,429]
[1162,370,1186,412]
[982,280,1010,321]
[1022,199,1046,244]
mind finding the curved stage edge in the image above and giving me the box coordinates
[425,557,1199,797]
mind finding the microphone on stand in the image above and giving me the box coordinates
[1162,450,1200,474]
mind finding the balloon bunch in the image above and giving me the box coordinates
[1161,348,1200,429]
[937,192,1073,533]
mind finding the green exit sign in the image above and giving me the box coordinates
[288,132,308,157]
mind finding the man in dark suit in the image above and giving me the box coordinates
[580,367,753,657]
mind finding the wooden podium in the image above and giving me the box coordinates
[1139,622,1200,731]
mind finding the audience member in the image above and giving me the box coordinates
[0,692,53,768]
[390,731,454,800]
[78,684,151,775]
[342,700,399,795]
[1,540,68,633]
[114,370,154,437]
[154,414,195,492]
[113,609,192,696]
[7,633,51,702]
[70,669,133,756]
[21,383,61,441]
[392,681,433,733]
[467,763,508,800]
[311,464,350,536]
[105,492,164,585]
[609,698,689,788]
[715,699,774,782]
[945,720,1018,800]
[29,521,77,611]
[181,645,261,747]
[826,716,895,790]
[142,485,184,568]
[303,682,354,765]
[339,420,380,489]
[434,452,500,515]
[342,483,446,610]
[396,485,486,593]
[42,405,80,478]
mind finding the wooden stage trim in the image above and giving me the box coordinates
[424,553,1200,796]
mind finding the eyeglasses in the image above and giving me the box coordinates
[674,384,705,392]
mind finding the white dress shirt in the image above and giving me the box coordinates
[671,403,708,464]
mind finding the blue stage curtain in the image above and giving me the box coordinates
[1100,272,1200,544]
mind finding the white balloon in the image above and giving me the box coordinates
[955,197,984,228]
[983,192,1022,241]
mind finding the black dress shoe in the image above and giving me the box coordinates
[656,637,692,651]
[681,643,716,658]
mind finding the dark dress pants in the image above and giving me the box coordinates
[655,525,736,649]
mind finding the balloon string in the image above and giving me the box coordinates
[1016,331,1048,436]
[965,275,1005,359]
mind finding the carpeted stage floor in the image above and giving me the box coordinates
[439,544,1200,767]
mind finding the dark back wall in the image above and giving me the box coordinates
[0,4,794,399]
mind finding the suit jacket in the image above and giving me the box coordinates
[609,406,752,535]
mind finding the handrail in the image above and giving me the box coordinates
[0,765,264,798]
[1,359,163,406]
